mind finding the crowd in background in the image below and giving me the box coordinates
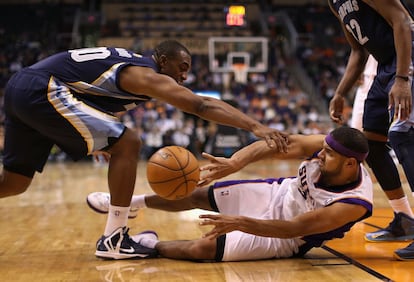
[0,2,352,162]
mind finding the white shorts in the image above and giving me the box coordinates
[209,179,302,261]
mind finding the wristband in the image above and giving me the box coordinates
[395,75,409,81]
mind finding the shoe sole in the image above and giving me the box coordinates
[365,235,414,242]
[86,197,138,219]
[393,252,414,261]
[95,250,155,260]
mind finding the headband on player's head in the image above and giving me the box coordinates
[325,133,368,162]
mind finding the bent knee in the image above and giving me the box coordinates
[110,128,142,155]
[0,170,32,197]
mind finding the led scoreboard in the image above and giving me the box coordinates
[225,5,246,27]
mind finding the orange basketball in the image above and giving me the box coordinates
[146,146,200,200]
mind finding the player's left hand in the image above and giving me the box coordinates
[199,214,240,239]
[389,78,412,121]
[197,152,239,186]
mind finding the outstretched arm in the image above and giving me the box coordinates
[119,66,288,151]
[200,202,367,239]
[199,134,325,186]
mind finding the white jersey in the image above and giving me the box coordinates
[211,158,373,261]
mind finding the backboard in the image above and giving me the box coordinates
[208,36,268,73]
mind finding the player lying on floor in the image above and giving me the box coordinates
[87,126,373,261]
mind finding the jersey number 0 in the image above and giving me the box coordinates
[69,47,135,62]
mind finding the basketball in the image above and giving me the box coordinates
[146,146,200,200]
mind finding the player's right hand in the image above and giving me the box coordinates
[329,95,345,124]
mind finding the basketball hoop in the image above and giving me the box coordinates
[232,63,248,84]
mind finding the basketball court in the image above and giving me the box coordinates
[0,158,413,281]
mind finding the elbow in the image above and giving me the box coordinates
[193,98,210,116]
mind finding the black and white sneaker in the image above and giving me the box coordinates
[365,212,414,242]
[95,227,158,260]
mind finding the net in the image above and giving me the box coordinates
[232,63,248,84]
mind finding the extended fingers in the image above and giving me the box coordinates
[265,132,289,153]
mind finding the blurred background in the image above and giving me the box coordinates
[0,0,412,161]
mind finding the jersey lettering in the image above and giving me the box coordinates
[69,47,132,62]
[345,19,369,45]
[298,166,309,199]
[297,165,316,208]
[337,0,359,21]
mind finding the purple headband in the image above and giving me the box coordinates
[325,133,368,162]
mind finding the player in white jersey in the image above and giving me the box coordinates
[88,126,373,261]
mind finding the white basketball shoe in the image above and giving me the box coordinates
[87,192,139,219]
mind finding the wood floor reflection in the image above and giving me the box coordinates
[0,159,413,281]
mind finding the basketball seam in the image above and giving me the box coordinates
[147,146,199,200]
[147,166,199,184]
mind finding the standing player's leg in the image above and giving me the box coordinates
[390,128,414,260]
[363,70,414,242]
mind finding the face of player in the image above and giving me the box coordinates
[159,50,191,85]
[317,141,348,179]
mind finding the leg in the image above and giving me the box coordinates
[86,183,213,215]
[145,186,213,212]
[364,131,406,202]
[389,129,414,260]
[0,170,33,198]
[364,131,414,242]
[389,129,414,194]
[106,128,141,207]
[101,128,140,237]
[156,237,217,261]
[96,128,159,259]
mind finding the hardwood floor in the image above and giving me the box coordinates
[0,159,413,281]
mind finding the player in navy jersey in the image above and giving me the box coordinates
[88,126,373,261]
[328,0,414,249]
[1,40,288,260]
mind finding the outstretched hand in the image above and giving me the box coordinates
[199,214,241,239]
[197,152,240,187]
[253,126,288,153]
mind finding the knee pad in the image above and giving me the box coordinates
[365,140,401,191]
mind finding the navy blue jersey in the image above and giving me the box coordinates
[329,0,411,64]
[29,47,157,112]
[3,47,162,177]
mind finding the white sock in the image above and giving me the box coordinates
[389,196,414,218]
[131,195,147,209]
[104,205,130,236]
